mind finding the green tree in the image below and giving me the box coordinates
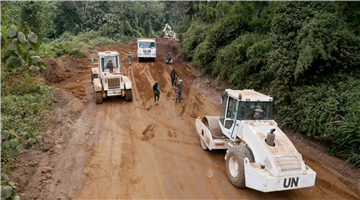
[144,19,152,37]
[19,1,55,39]
[52,1,81,38]
[102,23,108,36]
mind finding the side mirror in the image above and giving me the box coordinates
[156,43,159,48]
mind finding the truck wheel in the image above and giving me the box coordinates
[125,89,133,101]
[95,91,103,104]
[225,145,254,188]
[200,137,208,151]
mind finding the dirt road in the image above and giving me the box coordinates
[14,39,359,199]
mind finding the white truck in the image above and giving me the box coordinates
[91,51,132,104]
[195,89,316,192]
[137,38,156,62]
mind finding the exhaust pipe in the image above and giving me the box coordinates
[266,128,276,147]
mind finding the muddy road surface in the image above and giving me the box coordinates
[14,39,359,199]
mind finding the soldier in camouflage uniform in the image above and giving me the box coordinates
[128,52,133,66]
[175,80,183,103]
[153,81,160,105]
[170,68,178,89]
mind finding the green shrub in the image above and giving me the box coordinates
[229,37,272,90]
[277,77,360,138]
[192,14,248,70]
[178,20,209,61]
[267,2,360,104]
[276,77,360,166]
[328,112,360,167]
[212,33,269,81]
[1,127,45,200]
[32,30,130,58]
[1,75,58,132]
[102,23,108,36]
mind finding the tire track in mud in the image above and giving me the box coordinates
[305,159,360,199]
[78,103,140,199]
[127,62,141,104]
[140,63,156,87]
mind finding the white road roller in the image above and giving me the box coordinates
[195,89,316,192]
[91,51,132,104]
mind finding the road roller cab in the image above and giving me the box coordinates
[195,89,316,192]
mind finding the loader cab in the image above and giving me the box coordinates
[98,51,120,76]
[220,89,273,140]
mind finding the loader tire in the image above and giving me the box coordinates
[95,91,103,104]
[225,145,254,188]
[125,89,133,101]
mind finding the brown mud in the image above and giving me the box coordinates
[10,39,359,199]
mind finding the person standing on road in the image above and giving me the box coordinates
[170,68,178,89]
[175,79,183,103]
[153,81,160,105]
[128,52,133,66]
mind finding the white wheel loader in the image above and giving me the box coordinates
[195,89,316,192]
[91,51,132,104]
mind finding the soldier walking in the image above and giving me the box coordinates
[153,81,160,105]
[128,52,133,66]
[170,68,178,89]
[175,80,183,103]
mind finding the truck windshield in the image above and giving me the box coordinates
[101,56,119,71]
[237,101,273,120]
[139,42,155,48]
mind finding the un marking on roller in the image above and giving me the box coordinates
[283,177,299,188]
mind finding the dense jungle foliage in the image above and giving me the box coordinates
[176,1,360,167]
[2,1,187,59]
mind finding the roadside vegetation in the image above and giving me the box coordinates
[1,24,54,199]
[176,1,360,167]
